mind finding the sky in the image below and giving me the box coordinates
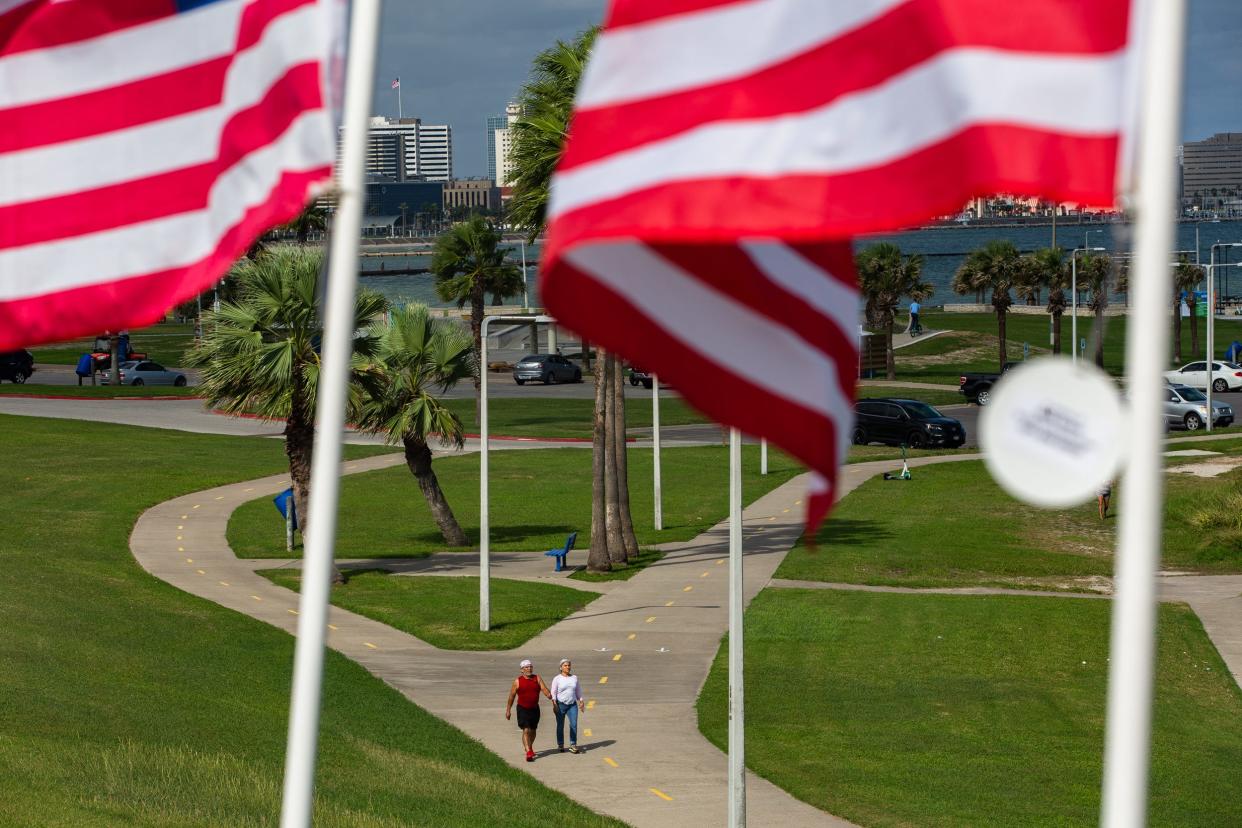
[370,0,1242,180]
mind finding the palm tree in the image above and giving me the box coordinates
[1022,247,1068,354]
[431,216,522,397]
[282,205,327,244]
[187,246,388,542]
[855,243,932,380]
[1172,256,1205,363]
[356,304,473,546]
[507,28,598,236]
[1080,253,1113,368]
[954,241,1019,370]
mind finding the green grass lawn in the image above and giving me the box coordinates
[0,383,199,398]
[229,445,804,559]
[778,456,1242,589]
[444,395,708,439]
[0,415,619,826]
[882,310,1242,384]
[31,322,199,366]
[855,386,967,407]
[697,589,1242,827]
[261,570,597,650]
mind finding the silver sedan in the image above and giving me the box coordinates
[101,360,188,387]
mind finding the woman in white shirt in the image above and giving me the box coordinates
[548,657,584,753]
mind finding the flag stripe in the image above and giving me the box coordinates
[566,0,1130,169]
[0,166,328,350]
[545,249,846,481]
[1,64,323,249]
[0,2,325,207]
[605,0,747,30]
[0,0,173,58]
[0,113,332,301]
[553,49,1126,220]
[547,127,1119,244]
[562,242,855,435]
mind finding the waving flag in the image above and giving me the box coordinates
[541,0,1137,535]
[391,77,400,89]
[0,0,343,350]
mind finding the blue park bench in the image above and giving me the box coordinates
[544,532,578,572]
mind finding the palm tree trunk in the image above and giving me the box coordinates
[1052,310,1063,355]
[602,355,626,566]
[996,304,1008,370]
[611,354,639,561]
[587,348,610,572]
[583,340,592,372]
[1094,303,1106,368]
[1173,291,1183,364]
[885,314,896,380]
[402,435,467,546]
[285,372,344,584]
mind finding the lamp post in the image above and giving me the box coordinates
[652,374,662,530]
[1070,246,1106,364]
[518,240,529,310]
[479,313,554,631]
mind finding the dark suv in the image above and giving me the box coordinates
[512,354,582,385]
[853,398,965,448]
[0,350,34,383]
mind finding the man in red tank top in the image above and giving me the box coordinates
[505,659,551,761]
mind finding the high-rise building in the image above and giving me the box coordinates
[1182,133,1242,205]
[486,112,508,184]
[491,102,522,187]
[343,117,454,183]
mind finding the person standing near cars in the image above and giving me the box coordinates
[549,658,585,753]
[506,659,551,762]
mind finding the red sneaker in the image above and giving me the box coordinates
[525,750,535,762]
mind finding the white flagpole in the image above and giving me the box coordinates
[760,438,767,475]
[279,1,382,826]
[1100,2,1186,826]
[652,374,662,530]
[728,427,745,827]
[397,77,403,120]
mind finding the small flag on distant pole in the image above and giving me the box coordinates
[392,76,402,118]
[391,77,400,89]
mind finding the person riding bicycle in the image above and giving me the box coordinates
[909,300,922,336]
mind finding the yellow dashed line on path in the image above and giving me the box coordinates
[795,499,803,505]
[700,571,710,577]
[716,559,724,565]
[176,535,183,541]
[192,505,200,509]
[682,585,693,592]
[665,601,675,607]
[583,728,592,738]
[627,633,636,640]
[781,508,790,514]
[215,496,224,501]
[196,569,205,575]
[185,558,193,564]
[768,517,776,522]
[180,514,188,519]
[586,700,596,710]
[218,581,230,587]
[603,757,618,768]
[650,788,673,801]
[177,525,184,530]
[328,624,338,631]
[599,676,608,684]
[364,642,378,650]
[612,653,622,662]
[288,609,299,615]
[243,488,254,493]
[645,616,656,623]
[178,547,185,553]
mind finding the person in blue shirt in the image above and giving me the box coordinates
[909,300,921,334]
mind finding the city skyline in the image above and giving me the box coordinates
[371,0,1242,180]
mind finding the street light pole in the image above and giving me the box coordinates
[727,427,745,828]
[479,314,555,631]
[1204,244,1242,433]
[652,374,662,530]
[519,240,529,310]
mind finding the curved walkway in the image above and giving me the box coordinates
[127,437,1242,826]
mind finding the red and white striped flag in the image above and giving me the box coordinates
[0,0,344,350]
[541,0,1137,535]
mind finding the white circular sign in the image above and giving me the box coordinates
[979,357,1127,508]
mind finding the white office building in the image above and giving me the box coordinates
[491,102,521,187]
[344,117,454,182]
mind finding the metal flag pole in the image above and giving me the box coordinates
[760,438,768,475]
[279,1,382,826]
[653,374,663,530]
[1100,1,1186,825]
[728,427,745,827]
[396,76,402,119]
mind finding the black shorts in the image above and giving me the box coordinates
[516,704,540,730]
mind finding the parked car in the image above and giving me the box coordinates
[628,368,671,390]
[1163,360,1242,392]
[958,363,1018,405]
[512,354,582,385]
[100,360,187,387]
[0,349,34,383]
[1164,384,1233,431]
[853,398,966,448]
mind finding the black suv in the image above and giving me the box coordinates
[0,350,34,384]
[853,398,965,448]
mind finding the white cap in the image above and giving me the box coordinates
[519,659,532,668]
[559,658,571,667]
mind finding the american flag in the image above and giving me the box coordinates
[0,0,343,350]
[541,0,1137,535]
[391,77,400,89]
